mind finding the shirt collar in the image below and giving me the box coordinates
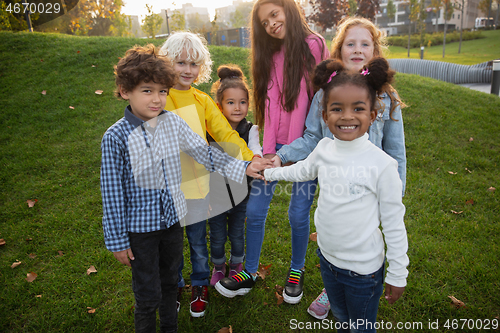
[124,105,167,128]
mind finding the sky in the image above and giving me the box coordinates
[121,0,238,21]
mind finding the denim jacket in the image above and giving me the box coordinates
[276,89,407,195]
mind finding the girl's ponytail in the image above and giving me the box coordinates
[211,64,250,106]
[362,57,395,95]
[312,59,345,91]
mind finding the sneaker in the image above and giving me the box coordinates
[190,285,208,317]
[228,263,243,277]
[176,287,182,313]
[307,289,330,319]
[210,265,226,286]
[283,268,305,304]
[215,269,255,298]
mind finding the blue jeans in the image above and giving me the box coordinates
[245,149,317,274]
[208,197,247,265]
[318,249,384,333]
[129,222,183,333]
[178,197,210,287]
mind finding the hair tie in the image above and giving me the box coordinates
[361,68,370,76]
[327,71,337,84]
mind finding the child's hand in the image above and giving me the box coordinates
[384,283,405,304]
[271,155,282,167]
[113,248,135,267]
[246,158,273,180]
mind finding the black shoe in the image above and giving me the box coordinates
[283,268,304,304]
[215,269,255,298]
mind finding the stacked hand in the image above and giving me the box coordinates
[245,155,274,180]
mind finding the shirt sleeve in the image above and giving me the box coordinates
[381,95,407,196]
[100,133,131,252]
[204,95,254,161]
[248,125,263,157]
[178,117,249,184]
[264,144,320,182]
[276,90,325,164]
[377,161,409,287]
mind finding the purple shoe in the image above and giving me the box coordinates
[307,288,330,319]
[210,265,226,286]
[229,263,243,277]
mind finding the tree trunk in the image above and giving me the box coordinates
[458,0,464,53]
[443,19,447,57]
[408,22,411,57]
[435,11,439,33]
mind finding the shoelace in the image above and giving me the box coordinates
[287,269,302,285]
[232,270,251,282]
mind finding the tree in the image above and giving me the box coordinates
[63,0,125,36]
[430,0,441,33]
[230,9,246,28]
[356,0,380,20]
[308,0,349,32]
[417,0,427,47]
[170,11,186,32]
[142,4,163,38]
[405,0,420,57]
[387,0,397,22]
[187,12,205,32]
[348,0,358,16]
[441,0,454,57]
[456,0,465,53]
[230,1,253,28]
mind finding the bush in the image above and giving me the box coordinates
[387,30,483,48]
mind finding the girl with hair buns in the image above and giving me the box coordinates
[215,0,329,305]
[264,58,409,333]
[207,65,262,286]
[273,16,407,319]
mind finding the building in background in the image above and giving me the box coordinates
[375,0,482,36]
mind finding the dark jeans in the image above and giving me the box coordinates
[129,222,183,333]
[318,248,384,333]
[207,197,248,265]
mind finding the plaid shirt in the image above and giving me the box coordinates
[101,107,250,252]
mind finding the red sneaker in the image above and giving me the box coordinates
[190,285,208,317]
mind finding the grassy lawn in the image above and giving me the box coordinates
[1,31,499,332]
[386,29,500,65]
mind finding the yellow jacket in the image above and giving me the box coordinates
[166,87,253,199]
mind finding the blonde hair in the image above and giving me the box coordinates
[159,31,213,84]
[331,16,387,61]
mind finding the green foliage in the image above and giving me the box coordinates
[1,31,500,333]
[388,30,483,49]
[142,4,163,38]
[170,11,186,32]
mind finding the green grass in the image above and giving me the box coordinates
[386,29,500,65]
[1,31,499,332]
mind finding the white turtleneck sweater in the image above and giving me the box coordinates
[264,133,409,287]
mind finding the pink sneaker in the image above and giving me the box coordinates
[210,265,226,286]
[307,289,330,319]
[229,263,243,277]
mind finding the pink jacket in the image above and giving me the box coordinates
[262,34,329,155]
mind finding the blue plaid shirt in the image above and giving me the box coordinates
[100,106,250,252]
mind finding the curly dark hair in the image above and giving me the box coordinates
[114,44,177,98]
[312,57,395,113]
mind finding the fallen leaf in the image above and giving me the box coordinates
[35,295,42,298]
[488,187,496,193]
[448,295,466,309]
[257,263,272,280]
[27,199,38,207]
[448,171,457,175]
[275,284,283,294]
[315,263,321,268]
[11,260,22,268]
[28,253,37,259]
[451,210,463,214]
[91,64,97,67]
[469,137,473,142]
[57,251,64,257]
[26,272,37,282]
[263,302,268,306]
[218,326,232,333]
[69,106,75,109]
[0,239,5,246]
[465,168,472,173]
[309,232,317,242]
[95,90,103,95]
[87,265,97,275]
[87,307,96,314]
[41,90,46,95]
[26,237,32,242]
[465,199,474,205]
[40,59,43,62]
[275,291,284,305]
[77,50,81,54]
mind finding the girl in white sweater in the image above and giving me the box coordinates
[264,58,409,333]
